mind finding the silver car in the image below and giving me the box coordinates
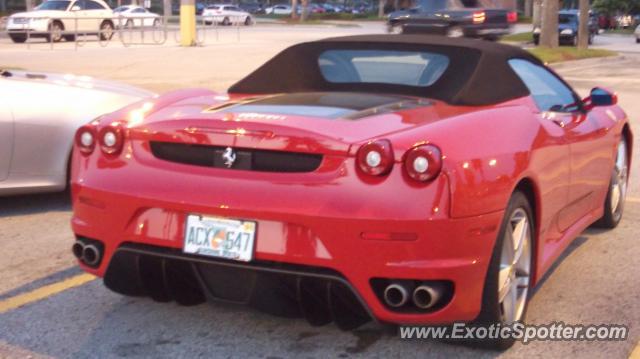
[0,69,153,196]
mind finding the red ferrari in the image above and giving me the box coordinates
[71,35,632,348]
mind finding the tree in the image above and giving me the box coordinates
[593,0,640,15]
[163,0,171,23]
[378,0,384,18]
[539,0,558,48]
[291,0,299,20]
[577,0,589,49]
[25,0,34,11]
[300,0,308,22]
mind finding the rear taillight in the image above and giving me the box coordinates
[98,124,124,155]
[75,125,96,155]
[404,144,442,182]
[507,11,518,23]
[472,11,486,24]
[357,139,394,176]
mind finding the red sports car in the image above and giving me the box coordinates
[70,35,632,348]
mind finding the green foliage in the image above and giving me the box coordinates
[592,0,640,15]
[528,47,616,63]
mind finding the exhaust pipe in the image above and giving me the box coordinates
[412,284,444,309]
[82,244,101,267]
[383,282,412,308]
[72,241,85,260]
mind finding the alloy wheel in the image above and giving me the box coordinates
[611,139,628,217]
[498,208,532,323]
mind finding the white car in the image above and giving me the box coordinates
[635,24,640,44]
[202,5,252,26]
[6,0,114,43]
[264,4,292,15]
[0,69,153,196]
[113,5,161,28]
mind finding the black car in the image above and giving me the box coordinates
[533,9,598,46]
[387,0,517,40]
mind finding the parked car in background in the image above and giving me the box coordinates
[203,4,253,25]
[239,2,264,14]
[5,0,115,43]
[0,69,153,196]
[264,4,291,15]
[113,5,160,27]
[388,0,517,40]
[533,10,598,46]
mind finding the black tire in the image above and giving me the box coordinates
[125,19,133,28]
[153,18,160,27]
[47,21,64,42]
[588,33,594,45]
[99,21,115,41]
[244,16,252,26]
[533,36,539,46]
[571,35,578,46]
[9,33,27,43]
[472,191,534,350]
[222,16,230,26]
[593,137,629,229]
[64,34,76,42]
[636,38,640,44]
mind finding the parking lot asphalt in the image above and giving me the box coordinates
[1,25,640,358]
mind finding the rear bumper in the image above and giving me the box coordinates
[71,149,504,325]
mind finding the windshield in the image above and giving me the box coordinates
[318,50,450,87]
[559,14,577,24]
[34,0,71,10]
[113,6,130,12]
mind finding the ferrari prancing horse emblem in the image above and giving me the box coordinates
[222,147,236,168]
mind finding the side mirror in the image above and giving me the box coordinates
[584,87,617,109]
[71,5,81,11]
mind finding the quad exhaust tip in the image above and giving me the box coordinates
[72,239,103,268]
[383,282,412,308]
[412,285,443,309]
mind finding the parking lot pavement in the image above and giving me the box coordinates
[1,27,640,358]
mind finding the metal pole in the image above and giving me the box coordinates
[180,0,196,46]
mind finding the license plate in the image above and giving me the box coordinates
[183,214,256,262]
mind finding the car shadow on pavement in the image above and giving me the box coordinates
[529,234,589,298]
[0,191,71,218]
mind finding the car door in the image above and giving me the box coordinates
[84,0,109,31]
[0,91,14,182]
[68,0,91,32]
[510,58,612,232]
[509,59,573,235]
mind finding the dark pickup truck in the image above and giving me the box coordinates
[387,0,517,40]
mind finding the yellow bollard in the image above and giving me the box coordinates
[179,0,196,46]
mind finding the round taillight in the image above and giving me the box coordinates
[75,125,96,155]
[98,125,124,155]
[404,144,442,182]
[357,139,394,176]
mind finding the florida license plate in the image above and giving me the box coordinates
[183,214,256,262]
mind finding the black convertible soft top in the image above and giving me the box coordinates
[228,35,543,106]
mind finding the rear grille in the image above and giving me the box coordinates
[150,141,323,173]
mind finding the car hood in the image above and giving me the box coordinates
[125,91,478,156]
[6,70,154,99]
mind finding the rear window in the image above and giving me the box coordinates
[318,50,449,87]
